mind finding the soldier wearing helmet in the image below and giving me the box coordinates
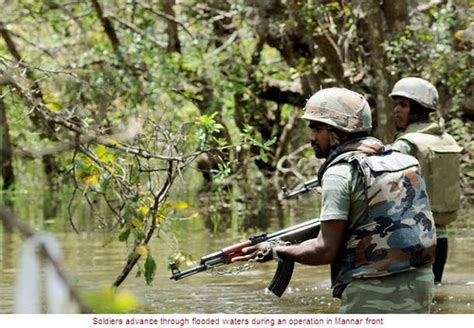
[234,88,436,313]
[390,77,462,284]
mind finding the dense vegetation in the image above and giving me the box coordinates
[1,0,472,295]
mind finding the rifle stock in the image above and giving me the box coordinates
[169,219,321,297]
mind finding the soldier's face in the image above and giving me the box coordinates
[393,97,411,131]
[308,122,331,158]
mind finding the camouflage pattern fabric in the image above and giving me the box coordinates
[339,266,434,313]
[302,88,372,133]
[328,149,436,290]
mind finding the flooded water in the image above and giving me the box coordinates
[0,189,473,314]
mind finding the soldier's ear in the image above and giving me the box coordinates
[334,130,350,143]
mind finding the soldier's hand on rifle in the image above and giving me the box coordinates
[231,242,274,263]
[170,219,321,297]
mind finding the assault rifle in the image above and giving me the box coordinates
[170,177,321,296]
[280,177,319,200]
[169,218,320,297]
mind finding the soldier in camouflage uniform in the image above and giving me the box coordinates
[389,77,463,284]
[233,87,436,313]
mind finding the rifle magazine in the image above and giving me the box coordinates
[267,259,294,297]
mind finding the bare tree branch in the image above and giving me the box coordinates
[108,14,167,49]
[112,160,176,287]
[90,0,120,52]
[134,0,194,39]
[161,0,181,53]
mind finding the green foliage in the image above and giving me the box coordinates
[384,7,473,114]
[144,253,157,286]
[241,125,277,163]
[211,162,233,182]
[195,112,225,148]
[82,288,138,314]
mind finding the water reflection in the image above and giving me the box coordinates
[1,232,13,270]
[0,187,472,314]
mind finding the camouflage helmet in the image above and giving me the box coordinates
[389,77,438,111]
[302,87,372,133]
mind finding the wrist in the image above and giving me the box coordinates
[272,246,283,262]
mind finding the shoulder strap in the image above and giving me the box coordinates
[317,137,384,182]
[355,150,419,173]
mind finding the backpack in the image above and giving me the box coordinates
[400,132,463,225]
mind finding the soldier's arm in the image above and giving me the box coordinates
[274,165,351,266]
[275,220,346,265]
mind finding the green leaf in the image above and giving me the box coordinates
[259,148,269,163]
[102,235,116,247]
[211,162,232,181]
[144,254,157,285]
[82,288,138,313]
[263,136,277,148]
[118,227,131,242]
[135,268,142,278]
[95,144,107,158]
[134,228,146,243]
[169,201,189,209]
[45,102,62,111]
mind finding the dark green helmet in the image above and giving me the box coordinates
[302,88,372,133]
[389,77,438,112]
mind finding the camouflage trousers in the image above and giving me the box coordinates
[339,266,434,314]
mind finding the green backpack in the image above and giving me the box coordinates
[400,132,463,225]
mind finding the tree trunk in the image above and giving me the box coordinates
[91,0,121,53]
[383,1,409,35]
[0,23,61,190]
[354,0,397,143]
[0,95,14,191]
[161,0,181,53]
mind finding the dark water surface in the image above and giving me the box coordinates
[0,192,472,314]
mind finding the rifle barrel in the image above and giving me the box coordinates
[170,264,206,280]
[281,177,320,199]
[170,251,226,280]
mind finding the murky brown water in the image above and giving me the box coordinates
[0,191,472,314]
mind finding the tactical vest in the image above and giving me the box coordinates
[321,146,436,296]
[399,132,462,225]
